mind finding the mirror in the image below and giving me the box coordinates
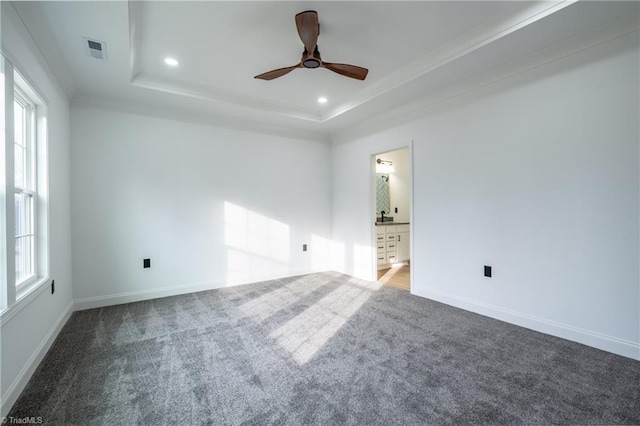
[376,173,390,216]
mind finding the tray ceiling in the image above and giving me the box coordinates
[9,1,639,140]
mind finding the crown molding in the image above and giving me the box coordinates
[71,92,331,144]
[131,72,322,122]
[331,14,640,144]
[127,0,321,122]
[126,0,576,125]
[322,0,577,122]
[8,1,77,99]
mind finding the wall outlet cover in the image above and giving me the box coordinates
[484,265,492,277]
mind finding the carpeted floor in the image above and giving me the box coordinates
[8,272,640,425]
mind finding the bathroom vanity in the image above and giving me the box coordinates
[376,223,410,269]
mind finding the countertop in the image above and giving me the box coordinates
[375,222,410,226]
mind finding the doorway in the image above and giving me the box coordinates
[372,147,412,292]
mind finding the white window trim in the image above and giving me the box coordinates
[0,54,50,321]
[14,86,38,292]
[13,87,34,191]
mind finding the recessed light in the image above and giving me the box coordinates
[318,97,328,104]
[164,57,179,67]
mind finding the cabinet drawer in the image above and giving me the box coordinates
[387,253,397,264]
[376,227,385,235]
[376,235,385,242]
[386,234,396,242]
[396,224,410,232]
[377,254,386,264]
[385,225,397,233]
[376,244,385,253]
[386,242,396,250]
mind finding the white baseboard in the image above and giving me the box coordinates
[74,269,315,311]
[74,280,224,311]
[0,300,74,418]
[414,287,640,361]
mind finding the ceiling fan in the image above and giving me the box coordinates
[254,10,369,81]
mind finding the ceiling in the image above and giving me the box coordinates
[10,1,640,141]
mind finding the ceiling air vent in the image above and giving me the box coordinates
[83,37,107,60]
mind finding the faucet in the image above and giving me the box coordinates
[380,211,386,222]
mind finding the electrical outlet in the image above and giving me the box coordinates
[144,258,151,268]
[484,265,492,278]
[51,280,55,294]
[303,244,308,252]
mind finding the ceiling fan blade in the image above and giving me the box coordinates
[254,64,301,80]
[322,62,369,81]
[295,10,319,54]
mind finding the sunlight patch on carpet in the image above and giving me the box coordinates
[236,276,327,322]
[270,279,383,364]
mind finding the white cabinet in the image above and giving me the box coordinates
[396,224,410,262]
[376,224,409,269]
[375,227,386,264]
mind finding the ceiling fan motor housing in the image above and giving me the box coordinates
[303,58,321,68]
[302,47,322,68]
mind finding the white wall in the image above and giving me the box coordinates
[332,32,639,359]
[0,3,73,416]
[71,106,332,307]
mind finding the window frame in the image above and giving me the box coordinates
[13,86,38,292]
[1,54,50,318]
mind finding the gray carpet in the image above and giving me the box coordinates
[8,272,640,425]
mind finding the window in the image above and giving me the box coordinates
[14,88,36,289]
[1,54,49,314]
